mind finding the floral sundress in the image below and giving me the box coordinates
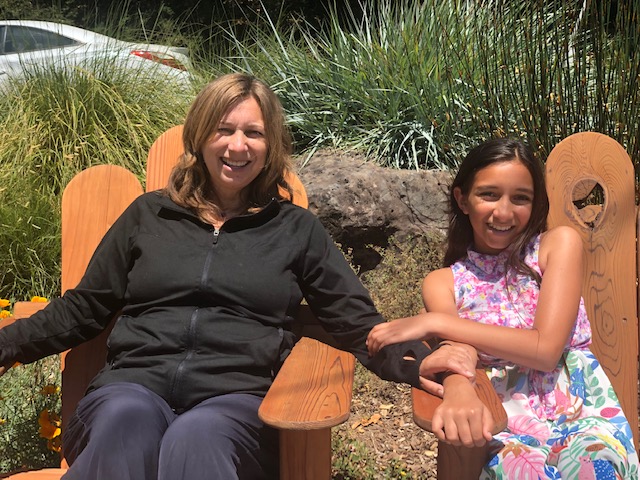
[451,235,639,479]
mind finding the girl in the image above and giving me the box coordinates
[367,138,639,479]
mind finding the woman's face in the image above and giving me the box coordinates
[202,96,268,201]
[454,159,534,255]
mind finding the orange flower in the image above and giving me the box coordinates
[0,310,10,318]
[47,436,62,453]
[30,296,48,303]
[0,299,10,308]
[38,409,61,440]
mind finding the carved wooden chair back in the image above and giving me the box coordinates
[411,132,638,479]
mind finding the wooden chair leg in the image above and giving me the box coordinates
[279,429,331,480]
[437,442,492,480]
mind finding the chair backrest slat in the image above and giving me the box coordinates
[59,164,143,464]
[546,132,638,447]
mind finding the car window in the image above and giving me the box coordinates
[2,26,80,55]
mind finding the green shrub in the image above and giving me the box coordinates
[0,356,61,473]
[0,58,193,300]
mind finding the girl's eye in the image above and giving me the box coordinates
[513,195,533,204]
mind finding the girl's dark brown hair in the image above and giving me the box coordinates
[165,73,294,220]
[444,138,548,284]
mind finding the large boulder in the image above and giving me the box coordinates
[297,150,451,271]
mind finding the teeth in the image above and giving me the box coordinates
[489,224,512,232]
[223,159,249,167]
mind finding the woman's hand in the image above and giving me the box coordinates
[432,375,495,447]
[367,314,437,356]
[0,365,6,377]
[418,342,478,397]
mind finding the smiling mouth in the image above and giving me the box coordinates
[488,224,514,232]
[222,158,250,168]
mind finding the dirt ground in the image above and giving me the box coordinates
[334,366,439,479]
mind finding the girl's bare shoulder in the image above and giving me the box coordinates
[423,267,454,294]
[539,226,583,270]
[540,225,582,251]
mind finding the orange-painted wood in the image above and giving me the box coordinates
[1,468,66,479]
[145,124,309,208]
[2,127,346,480]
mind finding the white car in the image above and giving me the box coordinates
[0,20,192,86]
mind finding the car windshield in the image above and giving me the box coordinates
[0,26,80,55]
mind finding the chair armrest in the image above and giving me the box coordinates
[0,316,16,329]
[411,368,508,435]
[0,302,50,369]
[0,301,49,330]
[258,337,355,430]
[13,301,49,318]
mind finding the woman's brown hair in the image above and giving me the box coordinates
[166,73,294,220]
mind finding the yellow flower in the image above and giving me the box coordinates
[30,296,48,303]
[39,384,60,396]
[0,299,9,308]
[38,409,61,440]
[0,418,6,425]
[0,310,10,318]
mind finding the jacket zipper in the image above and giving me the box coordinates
[169,227,219,410]
[169,308,199,410]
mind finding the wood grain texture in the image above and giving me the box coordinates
[412,368,508,434]
[259,337,355,430]
[279,429,331,480]
[410,132,639,479]
[546,132,638,448]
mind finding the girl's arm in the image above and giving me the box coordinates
[368,226,584,372]
[433,374,495,447]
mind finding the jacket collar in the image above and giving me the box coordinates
[151,191,284,230]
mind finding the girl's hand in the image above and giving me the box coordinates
[367,314,435,356]
[418,342,478,397]
[432,375,495,447]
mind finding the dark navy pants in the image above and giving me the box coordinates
[61,382,279,480]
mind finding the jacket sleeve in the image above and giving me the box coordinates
[299,215,431,388]
[0,198,141,366]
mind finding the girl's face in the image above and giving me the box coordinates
[454,159,534,255]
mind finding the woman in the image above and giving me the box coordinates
[0,73,479,480]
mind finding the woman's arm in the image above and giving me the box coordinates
[368,227,584,371]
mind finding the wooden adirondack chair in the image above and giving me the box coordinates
[412,131,639,479]
[0,126,352,480]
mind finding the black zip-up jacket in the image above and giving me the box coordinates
[0,192,430,412]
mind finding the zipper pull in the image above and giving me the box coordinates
[212,227,220,244]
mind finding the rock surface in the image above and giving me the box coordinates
[297,149,451,271]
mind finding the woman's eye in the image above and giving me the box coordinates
[246,130,264,138]
[479,191,497,199]
[217,128,233,135]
